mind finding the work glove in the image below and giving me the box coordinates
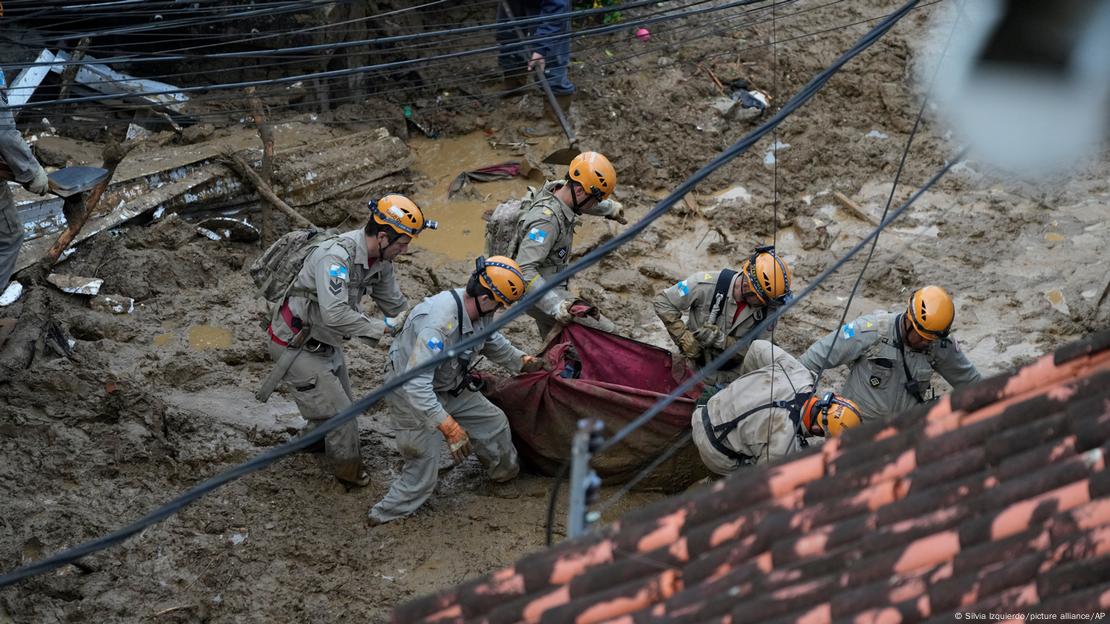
[599,199,627,225]
[437,415,471,464]
[692,325,724,348]
[555,299,599,324]
[678,331,702,360]
[521,354,545,373]
[383,308,410,337]
[26,165,49,195]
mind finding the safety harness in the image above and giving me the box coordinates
[700,359,813,464]
[447,289,486,396]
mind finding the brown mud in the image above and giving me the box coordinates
[2,1,1109,622]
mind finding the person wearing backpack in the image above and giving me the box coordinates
[692,339,862,473]
[654,246,794,390]
[368,256,543,525]
[255,195,435,488]
[506,151,624,338]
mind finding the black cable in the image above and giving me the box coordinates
[594,430,694,516]
[4,0,783,114]
[590,2,965,520]
[2,0,793,113]
[544,462,570,547]
[807,0,963,396]
[10,0,922,132]
[0,0,924,586]
[0,0,687,69]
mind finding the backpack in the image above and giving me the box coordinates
[249,228,351,303]
[484,186,540,258]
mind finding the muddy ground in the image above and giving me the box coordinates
[2,1,1109,622]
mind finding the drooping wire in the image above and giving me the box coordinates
[0,0,926,586]
[590,0,965,520]
[806,0,964,397]
[766,0,781,454]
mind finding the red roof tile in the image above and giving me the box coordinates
[395,330,1110,624]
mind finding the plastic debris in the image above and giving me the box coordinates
[46,274,103,296]
[0,281,23,307]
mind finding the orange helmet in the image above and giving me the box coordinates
[474,256,526,306]
[907,285,955,342]
[740,245,792,307]
[567,152,617,201]
[370,195,437,238]
[801,392,862,437]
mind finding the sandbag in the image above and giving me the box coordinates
[482,324,710,492]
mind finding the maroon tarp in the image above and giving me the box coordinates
[482,324,709,491]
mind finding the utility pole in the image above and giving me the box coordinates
[567,418,604,538]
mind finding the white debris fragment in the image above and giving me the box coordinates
[46,274,103,296]
[59,247,77,261]
[763,141,789,167]
[717,186,752,203]
[865,129,889,139]
[229,531,248,546]
[91,295,135,315]
[196,227,222,241]
[0,281,23,307]
[152,206,165,220]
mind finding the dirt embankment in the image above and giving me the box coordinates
[2,1,1108,622]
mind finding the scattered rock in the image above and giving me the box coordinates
[181,123,215,144]
[794,215,831,250]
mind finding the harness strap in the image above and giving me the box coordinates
[706,269,738,327]
[702,396,798,462]
[268,301,303,347]
[894,314,927,403]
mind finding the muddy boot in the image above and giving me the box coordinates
[501,73,529,97]
[544,93,574,123]
[334,460,371,489]
[480,478,521,499]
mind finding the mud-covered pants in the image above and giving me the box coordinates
[368,388,519,524]
[494,0,576,95]
[0,184,24,290]
[268,341,363,482]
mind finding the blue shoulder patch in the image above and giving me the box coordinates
[328,264,349,281]
[841,322,856,340]
[426,338,444,353]
[676,280,689,296]
[527,227,548,244]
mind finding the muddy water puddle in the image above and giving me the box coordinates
[153,325,233,350]
[409,134,534,262]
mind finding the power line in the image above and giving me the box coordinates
[0,0,927,587]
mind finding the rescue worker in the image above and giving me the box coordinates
[263,195,433,488]
[1,73,50,303]
[495,0,576,100]
[654,246,793,387]
[509,151,623,338]
[692,339,862,474]
[799,285,981,422]
[369,256,543,525]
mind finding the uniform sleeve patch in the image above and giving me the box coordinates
[527,227,548,243]
[328,264,349,281]
[676,280,689,296]
[426,338,444,353]
[841,322,856,339]
[703,273,712,280]
[556,247,568,259]
[542,208,553,216]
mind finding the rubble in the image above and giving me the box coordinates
[89,295,135,315]
[46,274,103,296]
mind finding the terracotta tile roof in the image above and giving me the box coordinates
[395,330,1110,624]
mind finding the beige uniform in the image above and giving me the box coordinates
[509,182,618,336]
[691,340,815,474]
[266,229,408,482]
[369,288,525,524]
[653,269,769,386]
[799,312,981,422]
